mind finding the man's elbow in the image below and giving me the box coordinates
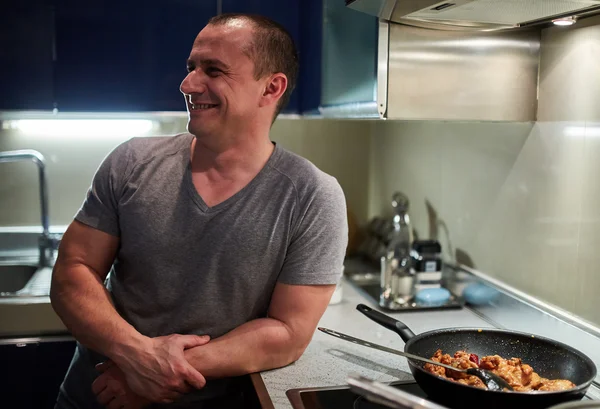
[260,334,311,371]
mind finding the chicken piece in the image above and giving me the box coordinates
[424,349,484,387]
[537,379,577,391]
[456,376,486,389]
[424,350,448,378]
[452,351,479,370]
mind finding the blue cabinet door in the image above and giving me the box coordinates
[0,1,54,111]
[220,0,300,114]
[54,0,217,112]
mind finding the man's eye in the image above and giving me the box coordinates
[206,67,221,76]
[186,66,194,73]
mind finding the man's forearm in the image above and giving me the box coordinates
[50,263,147,364]
[184,317,306,378]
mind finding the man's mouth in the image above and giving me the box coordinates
[190,103,218,110]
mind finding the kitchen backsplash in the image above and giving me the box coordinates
[368,119,600,327]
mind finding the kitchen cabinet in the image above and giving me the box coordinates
[299,0,379,115]
[0,1,55,111]
[320,0,377,108]
[54,0,217,112]
[1,0,376,116]
[0,336,76,409]
[34,338,76,409]
[0,341,37,408]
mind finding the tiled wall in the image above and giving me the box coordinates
[0,117,372,228]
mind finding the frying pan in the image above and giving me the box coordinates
[356,303,597,409]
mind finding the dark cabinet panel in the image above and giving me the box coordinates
[0,338,76,409]
[298,0,323,114]
[0,2,55,111]
[0,341,38,409]
[34,339,76,409]
[54,0,217,112]
[221,0,300,113]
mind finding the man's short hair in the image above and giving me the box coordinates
[207,13,299,120]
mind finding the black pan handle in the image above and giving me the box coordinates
[356,304,415,342]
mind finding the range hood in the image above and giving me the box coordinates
[347,0,600,31]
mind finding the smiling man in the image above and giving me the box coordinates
[51,13,348,409]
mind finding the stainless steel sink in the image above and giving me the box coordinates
[0,264,38,294]
[0,262,52,297]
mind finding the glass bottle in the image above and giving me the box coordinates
[380,192,415,308]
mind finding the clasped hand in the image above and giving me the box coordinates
[92,334,210,409]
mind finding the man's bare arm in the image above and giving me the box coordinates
[50,220,139,356]
[50,220,208,403]
[184,282,336,377]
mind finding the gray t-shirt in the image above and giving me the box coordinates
[58,133,348,408]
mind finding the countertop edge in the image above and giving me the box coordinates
[251,373,275,409]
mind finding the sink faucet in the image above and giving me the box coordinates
[0,150,60,267]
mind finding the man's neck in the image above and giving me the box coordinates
[190,133,274,177]
[188,133,275,207]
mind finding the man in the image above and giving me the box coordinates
[50,13,348,409]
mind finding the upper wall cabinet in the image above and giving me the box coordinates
[0,0,376,116]
[299,0,378,116]
[0,1,55,111]
[54,0,217,112]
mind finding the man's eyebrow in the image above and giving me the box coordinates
[187,58,230,70]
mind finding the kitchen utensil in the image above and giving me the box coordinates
[346,374,450,409]
[319,327,512,391]
[355,303,597,409]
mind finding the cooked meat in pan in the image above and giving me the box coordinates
[423,349,576,392]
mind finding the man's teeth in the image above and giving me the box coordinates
[191,104,216,110]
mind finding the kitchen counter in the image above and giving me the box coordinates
[255,279,495,409]
[0,296,67,337]
[253,264,600,409]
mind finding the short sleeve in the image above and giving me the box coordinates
[74,140,132,237]
[278,176,349,285]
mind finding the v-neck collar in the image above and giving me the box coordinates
[183,136,281,213]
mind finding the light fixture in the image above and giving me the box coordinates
[552,16,577,26]
[2,119,156,137]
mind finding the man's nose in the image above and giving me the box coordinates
[180,71,207,95]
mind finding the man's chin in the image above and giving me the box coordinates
[187,123,213,138]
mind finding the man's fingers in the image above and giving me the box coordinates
[177,334,210,350]
[107,394,126,409]
[172,380,194,395]
[184,365,207,390]
[91,375,108,395]
[96,387,117,406]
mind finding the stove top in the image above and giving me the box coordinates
[286,378,597,409]
[286,379,446,409]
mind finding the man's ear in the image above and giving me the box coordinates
[259,73,287,108]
